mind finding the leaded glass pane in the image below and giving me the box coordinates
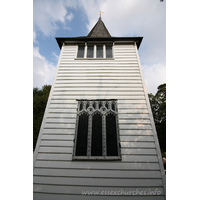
[87,45,94,58]
[75,113,88,156]
[91,113,102,156]
[77,45,84,58]
[106,45,112,58]
[106,113,118,156]
[97,45,103,58]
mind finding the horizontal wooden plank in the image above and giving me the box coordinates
[38,147,157,155]
[119,125,152,130]
[60,59,74,61]
[38,147,73,153]
[48,108,76,113]
[62,53,75,56]
[36,153,158,163]
[42,135,74,140]
[47,113,76,118]
[35,161,160,170]
[58,69,140,72]
[120,130,153,135]
[49,99,145,104]
[118,104,147,109]
[122,155,158,162]
[50,96,146,100]
[114,59,138,61]
[118,109,149,114]
[37,153,72,161]
[49,99,76,103]
[49,104,77,109]
[53,88,143,91]
[58,65,139,69]
[40,140,73,147]
[55,80,142,84]
[33,193,165,200]
[54,84,143,88]
[60,61,139,64]
[121,142,155,148]
[121,148,157,155]
[43,129,75,134]
[33,176,162,187]
[118,99,146,104]
[57,74,141,77]
[115,53,137,56]
[47,108,149,115]
[118,114,150,119]
[56,76,142,80]
[48,109,76,113]
[45,118,76,123]
[44,124,75,129]
[119,119,151,124]
[62,52,76,54]
[34,168,161,178]
[120,136,154,142]
[41,135,155,144]
[33,184,164,196]
[57,72,140,75]
[52,91,144,95]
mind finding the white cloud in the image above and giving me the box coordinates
[33,0,74,36]
[142,63,166,94]
[33,30,38,43]
[66,12,74,21]
[33,46,56,88]
[52,52,59,61]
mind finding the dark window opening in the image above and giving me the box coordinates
[73,100,120,160]
[97,45,103,58]
[75,113,88,156]
[87,45,94,58]
[77,45,84,58]
[106,45,112,58]
[106,113,118,156]
[91,113,102,156]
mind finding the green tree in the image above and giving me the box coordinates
[33,85,51,150]
[148,83,166,152]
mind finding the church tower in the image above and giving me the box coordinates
[33,17,166,200]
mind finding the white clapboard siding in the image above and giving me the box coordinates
[33,184,164,196]
[58,69,140,72]
[36,153,158,163]
[33,42,166,200]
[34,168,162,178]
[33,194,165,200]
[38,147,158,155]
[35,160,160,170]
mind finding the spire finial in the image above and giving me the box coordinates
[99,11,104,20]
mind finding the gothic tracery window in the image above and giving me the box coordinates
[73,99,121,160]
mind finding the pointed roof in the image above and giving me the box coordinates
[56,18,143,50]
[87,18,111,37]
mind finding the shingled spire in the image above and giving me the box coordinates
[87,18,111,37]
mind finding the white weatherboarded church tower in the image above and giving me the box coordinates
[33,18,166,200]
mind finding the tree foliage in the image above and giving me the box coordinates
[33,85,51,150]
[148,83,166,152]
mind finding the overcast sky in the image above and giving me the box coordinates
[33,0,166,94]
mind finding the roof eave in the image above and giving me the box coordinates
[56,37,143,50]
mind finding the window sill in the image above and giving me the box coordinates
[72,156,121,161]
[75,58,115,60]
